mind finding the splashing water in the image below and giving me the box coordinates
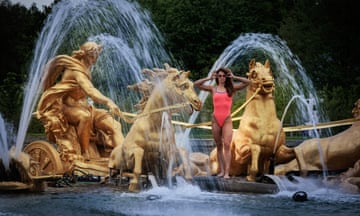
[147,174,159,189]
[0,114,16,169]
[14,0,174,157]
[274,95,328,178]
[267,174,325,193]
[160,112,175,187]
[0,114,11,169]
[188,33,330,138]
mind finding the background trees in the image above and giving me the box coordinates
[278,0,360,122]
[139,0,283,77]
[0,0,359,133]
[0,0,47,125]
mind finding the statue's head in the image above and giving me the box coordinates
[246,59,275,95]
[72,41,102,63]
[164,68,202,113]
[80,41,102,56]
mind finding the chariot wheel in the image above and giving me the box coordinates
[24,140,64,176]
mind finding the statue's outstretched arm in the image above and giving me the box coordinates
[76,72,122,117]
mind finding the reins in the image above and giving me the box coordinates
[115,102,191,123]
[184,87,261,128]
[113,86,261,127]
[231,87,261,117]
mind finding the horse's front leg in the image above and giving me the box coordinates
[129,147,144,192]
[178,147,192,181]
[247,144,261,181]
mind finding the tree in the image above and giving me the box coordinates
[0,0,47,125]
[139,0,283,78]
[279,0,360,121]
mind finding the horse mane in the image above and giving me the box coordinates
[130,63,181,111]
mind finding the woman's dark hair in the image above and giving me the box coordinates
[215,67,234,96]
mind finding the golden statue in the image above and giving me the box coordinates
[210,59,294,181]
[28,41,124,176]
[127,79,154,112]
[2,144,67,192]
[0,147,38,191]
[275,99,360,179]
[109,64,202,192]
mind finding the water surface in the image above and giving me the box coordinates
[1,182,359,216]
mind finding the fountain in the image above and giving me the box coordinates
[14,0,173,160]
[184,32,358,182]
[0,0,176,191]
[1,0,360,215]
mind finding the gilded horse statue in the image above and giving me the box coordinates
[211,59,294,181]
[275,98,360,177]
[108,64,202,192]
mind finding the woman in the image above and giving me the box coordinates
[194,68,250,178]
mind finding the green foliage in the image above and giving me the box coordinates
[317,84,359,134]
[0,0,48,126]
[281,0,360,83]
[0,71,23,124]
[138,0,283,78]
[278,0,360,122]
[319,85,359,120]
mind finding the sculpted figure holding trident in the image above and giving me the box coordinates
[36,41,124,161]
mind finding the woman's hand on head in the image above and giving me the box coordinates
[211,71,217,80]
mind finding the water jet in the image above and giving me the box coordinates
[1,0,360,215]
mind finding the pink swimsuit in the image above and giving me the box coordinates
[212,88,232,127]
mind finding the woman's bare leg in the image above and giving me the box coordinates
[222,117,233,179]
[212,117,224,177]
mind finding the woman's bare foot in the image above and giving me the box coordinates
[224,175,230,179]
[217,172,224,178]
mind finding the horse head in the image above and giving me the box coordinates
[161,66,202,114]
[246,59,275,96]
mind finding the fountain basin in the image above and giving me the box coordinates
[192,176,278,194]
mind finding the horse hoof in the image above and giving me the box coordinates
[246,175,256,182]
[185,175,193,181]
[129,183,140,193]
[292,191,308,202]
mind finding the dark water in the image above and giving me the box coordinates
[1,180,359,216]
